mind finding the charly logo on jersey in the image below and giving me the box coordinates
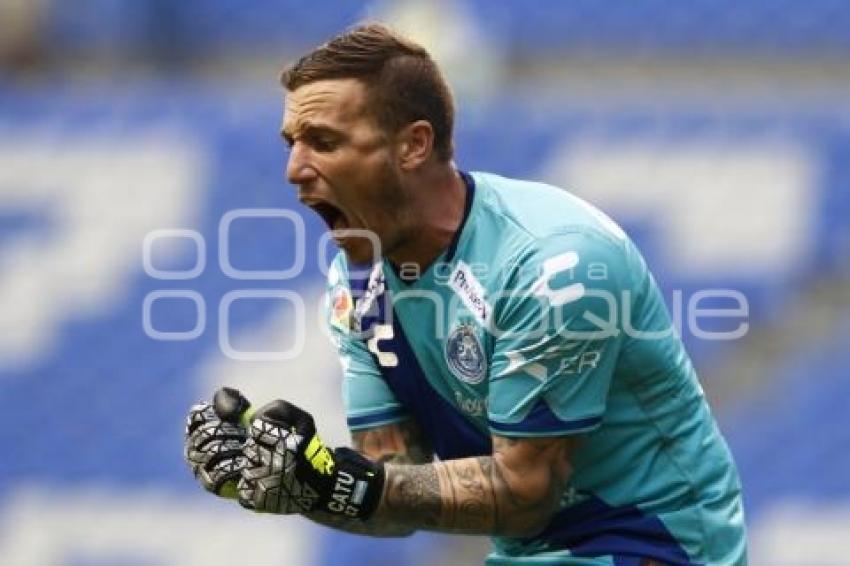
[445,322,487,385]
[352,262,385,333]
[367,323,398,368]
[532,251,585,307]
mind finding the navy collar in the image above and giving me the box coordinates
[445,170,475,262]
[386,170,475,283]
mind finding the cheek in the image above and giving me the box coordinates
[344,159,401,213]
[361,186,405,229]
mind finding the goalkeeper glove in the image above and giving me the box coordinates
[236,397,385,519]
[183,387,251,498]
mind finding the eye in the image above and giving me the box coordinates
[312,136,338,152]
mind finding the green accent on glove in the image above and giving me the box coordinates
[239,406,255,429]
[184,387,256,501]
[236,398,385,519]
[304,434,335,476]
[219,481,239,500]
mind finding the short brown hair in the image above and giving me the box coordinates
[281,23,455,162]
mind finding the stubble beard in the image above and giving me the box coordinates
[342,160,411,265]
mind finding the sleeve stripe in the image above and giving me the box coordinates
[488,415,602,435]
[347,407,409,429]
[488,399,602,434]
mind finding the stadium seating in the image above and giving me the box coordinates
[1,78,849,562]
[723,315,850,519]
[43,0,850,56]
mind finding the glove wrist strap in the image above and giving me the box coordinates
[320,446,385,520]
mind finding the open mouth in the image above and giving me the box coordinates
[309,202,347,231]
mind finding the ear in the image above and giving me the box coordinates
[396,120,435,171]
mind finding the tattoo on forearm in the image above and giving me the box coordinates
[329,430,574,537]
[445,458,492,530]
[381,457,502,534]
[308,454,546,538]
[383,463,442,527]
[375,436,574,536]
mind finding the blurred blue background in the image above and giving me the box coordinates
[1,1,849,564]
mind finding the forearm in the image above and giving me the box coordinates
[302,455,553,538]
[296,425,567,538]
[195,394,565,537]
[377,455,558,537]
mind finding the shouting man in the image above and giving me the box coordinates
[185,24,746,565]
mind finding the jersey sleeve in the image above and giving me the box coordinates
[326,257,409,432]
[488,230,626,437]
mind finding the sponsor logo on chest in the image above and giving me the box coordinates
[447,261,491,326]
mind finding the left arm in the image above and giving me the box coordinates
[308,434,578,538]
[234,396,579,538]
[377,435,577,537]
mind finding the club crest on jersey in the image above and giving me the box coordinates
[445,322,487,384]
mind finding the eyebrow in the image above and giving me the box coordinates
[280,122,344,142]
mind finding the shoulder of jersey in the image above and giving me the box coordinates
[471,171,627,246]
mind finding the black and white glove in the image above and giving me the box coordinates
[184,388,251,498]
[236,397,385,519]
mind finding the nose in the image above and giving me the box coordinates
[286,142,318,186]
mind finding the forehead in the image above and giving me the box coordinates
[283,78,371,131]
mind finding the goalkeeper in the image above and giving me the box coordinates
[185,24,746,565]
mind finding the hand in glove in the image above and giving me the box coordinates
[237,397,385,519]
[183,387,251,498]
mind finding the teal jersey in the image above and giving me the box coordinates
[325,171,746,565]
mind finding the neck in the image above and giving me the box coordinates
[386,165,467,274]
